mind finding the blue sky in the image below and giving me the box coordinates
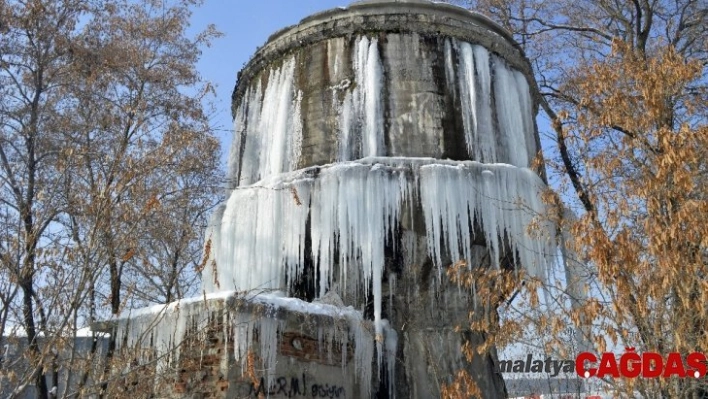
[189,1,348,165]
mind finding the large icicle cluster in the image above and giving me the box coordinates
[197,33,552,396]
[447,39,536,167]
[203,158,555,340]
[207,158,554,289]
[229,58,303,187]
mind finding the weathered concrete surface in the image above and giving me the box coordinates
[229,0,544,189]
[372,204,509,398]
[103,295,370,399]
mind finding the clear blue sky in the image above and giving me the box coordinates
[189,1,348,166]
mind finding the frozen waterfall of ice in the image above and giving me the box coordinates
[120,33,556,396]
[230,58,303,188]
[202,157,557,374]
[205,158,554,295]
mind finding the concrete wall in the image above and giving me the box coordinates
[106,295,370,399]
[228,0,543,189]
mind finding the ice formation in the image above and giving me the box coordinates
[455,41,497,164]
[204,157,555,345]
[229,58,303,187]
[207,34,554,393]
[229,38,536,189]
[207,158,554,288]
[336,37,385,161]
[118,33,556,396]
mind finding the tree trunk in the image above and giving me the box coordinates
[20,276,48,399]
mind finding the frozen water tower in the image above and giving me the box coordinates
[199,0,556,397]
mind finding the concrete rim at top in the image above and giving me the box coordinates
[300,0,518,50]
[284,0,523,52]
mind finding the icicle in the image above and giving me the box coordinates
[233,58,302,186]
[336,37,385,161]
[443,39,457,102]
[457,42,478,160]
[237,81,263,186]
[258,311,280,388]
[363,38,384,157]
[228,101,246,190]
[493,56,529,167]
[381,320,398,398]
[350,314,373,397]
[480,169,501,268]
[472,45,494,160]
[456,41,496,163]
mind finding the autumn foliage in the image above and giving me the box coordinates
[441,0,708,397]
[0,0,221,397]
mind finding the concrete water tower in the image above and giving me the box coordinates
[113,1,555,398]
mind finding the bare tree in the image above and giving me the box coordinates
[0,0,221,397]
[440,1,708,398]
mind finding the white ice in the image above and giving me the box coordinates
[162,34,556,396]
